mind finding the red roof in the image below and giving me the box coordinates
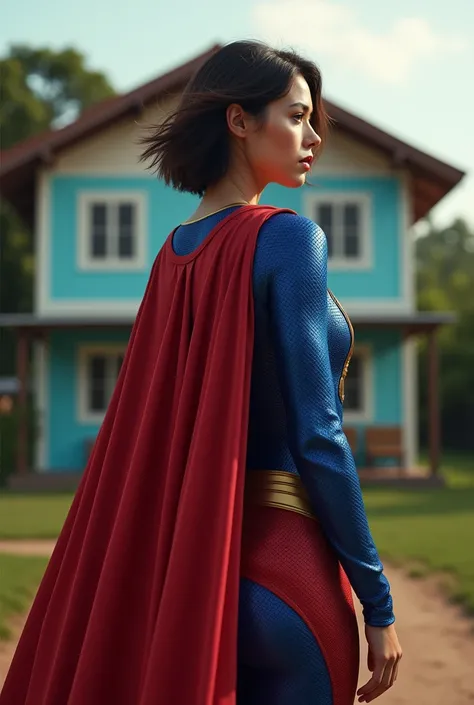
[0,43,465,225]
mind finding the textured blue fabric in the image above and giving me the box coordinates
[237,580,332,705]
[172,205,395,704]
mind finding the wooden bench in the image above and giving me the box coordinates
[366,426,404,467]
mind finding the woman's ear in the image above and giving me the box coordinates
[226,104,248,139]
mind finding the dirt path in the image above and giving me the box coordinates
[1,545,473,702]
[355,568,474,705]
[0,539,57,556]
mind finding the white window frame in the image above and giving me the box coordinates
[77,191,147,271]
[304,192,373,270]
[343,345,374,423]
[77,344,126,424]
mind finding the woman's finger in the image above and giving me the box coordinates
[357,662,386,701]
[360,658,397,703]
[390,655,401,687]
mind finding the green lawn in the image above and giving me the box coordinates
[0,554,48,639]
[363,454,474,615]
[0,494,73,639]
[0,455,472,641]
[0,493,73,539]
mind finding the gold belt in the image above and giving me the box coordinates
[245,470,315,520]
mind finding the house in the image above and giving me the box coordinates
[0,45,464,485]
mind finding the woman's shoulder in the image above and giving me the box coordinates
[258,210,327,258]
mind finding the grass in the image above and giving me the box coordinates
[0,554,48,639]
[0,494,73,639]
[0,493,73,539]
[0,454,472,641]
[363,453,474,615]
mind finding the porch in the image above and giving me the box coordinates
[0,310,455,489]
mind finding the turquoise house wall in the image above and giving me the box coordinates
[44,172,405,470]
[263,177,402,299]
[348,329,403,465]
[46,328,402,470]
[47,328,131,470]
[49,175,402,303]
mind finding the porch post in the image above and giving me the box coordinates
[427,328,440,477]
[16,329,29,475]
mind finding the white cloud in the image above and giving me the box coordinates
[252,0,466,84]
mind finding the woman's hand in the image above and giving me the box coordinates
[357,623,402,702]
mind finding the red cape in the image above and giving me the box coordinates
[1,205,292,705]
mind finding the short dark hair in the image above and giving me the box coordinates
[139,40,328,196]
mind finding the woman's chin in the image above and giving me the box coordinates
[276,173,307,189]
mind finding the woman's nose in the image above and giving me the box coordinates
[306,128,322,150]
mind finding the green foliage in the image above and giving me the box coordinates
[416,218,474,450]
[0,45,115,149]
[0,44,116,375]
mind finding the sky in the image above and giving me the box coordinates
[2,0,473,227]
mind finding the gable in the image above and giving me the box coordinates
[0,44,464,224]
[54,97,393,178]
[54,99,176,176]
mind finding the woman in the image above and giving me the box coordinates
[1,41,401,705]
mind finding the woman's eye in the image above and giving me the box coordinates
[293,114,304,123]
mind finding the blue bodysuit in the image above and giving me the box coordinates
[172,206,395,705]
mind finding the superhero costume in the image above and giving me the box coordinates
[1,205,394,705]
[172,206,395,705]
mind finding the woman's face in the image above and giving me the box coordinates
[240,74,321,189]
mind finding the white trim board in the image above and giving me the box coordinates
[400,170,415,310]
[36,168,51,315]
[35,298,414,318]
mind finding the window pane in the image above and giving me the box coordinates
[318,204,333,257]
[92,204,107,226]
[119,204,133,226]
[345,234,359,258]
[118,204,135,258]
[90,204,108,258]
[344,356,362,411]
[88,356,107,411]
[91,229,107,258]
[343,204,360,258]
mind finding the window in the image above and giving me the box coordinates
[343,346,373,421]
[78,192,146,270]
[305,193,371,269]
[78,346,125,422]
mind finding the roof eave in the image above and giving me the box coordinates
[0,45,466,225]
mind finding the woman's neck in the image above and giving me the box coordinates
[188,169,264,222]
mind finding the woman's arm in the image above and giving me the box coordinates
[258,212,394,627]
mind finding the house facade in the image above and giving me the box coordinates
[0,46,463,478]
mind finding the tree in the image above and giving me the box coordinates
[416,217,474,451]
[0,45,116,373]
[1,46,115,149]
